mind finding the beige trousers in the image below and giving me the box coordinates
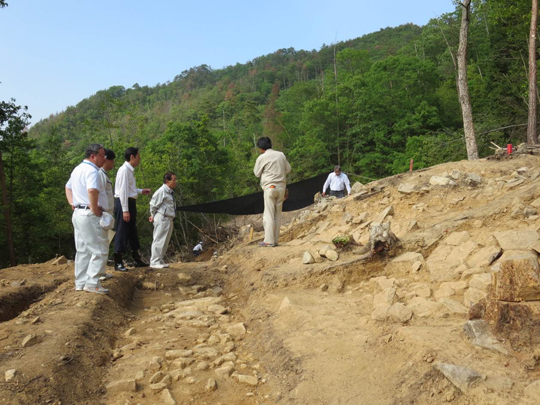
[150,213,174,266]
[262,184,286,245]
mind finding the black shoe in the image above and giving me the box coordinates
[132,250,149,267]
[114,252,128,272]
[115,262,128,272]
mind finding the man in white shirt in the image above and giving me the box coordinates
[193,242,203,256]
[65,144,110,294]
[148,172,177,269]
[322,165,351,199]
[254,137,291,247]
[98,148,116,281]
[113,147,151,271]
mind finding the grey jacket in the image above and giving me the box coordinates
[150,184,176,218]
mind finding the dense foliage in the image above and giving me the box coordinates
[0,0,537,267]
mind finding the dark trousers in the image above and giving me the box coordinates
[329,189,346,198]
[114,198,140,253]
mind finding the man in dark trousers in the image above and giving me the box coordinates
[113,147,151,270]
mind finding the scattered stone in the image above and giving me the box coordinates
[5,369,16,382]
[429,176,454,186]
[215,366,234,379]
[525,206,538,218]
[279,297,292,311]
[445,231,470,246]
[463,320,508,354]
[387,303,413,323]
[440,281,468,295]
[493,230,540,250]
[463,288,487,307]
[149,371,166,384]
[469,273,492,292]
[375,206,394,223]
[387,252,424,274]
[409,284,431,298]
[21,334,38,348]
[124,328,136,337]
[165,350,193,360]
[177,273,192,282]
[373,288,397,308]
[237,374,258,386]
[161,388,177,405]
[52,255,68,265]
[142,281,157,290]
[350,182,364,194]
[397,183,417,194]
[149,382,168,392]
[434,285,455,300]
[196,361,210,371]
[208,304,227,314]
[226,323,246,337]
[302,251,315,264]
[485,376,514,392]
[407,297,444,318]
[325,250,339,261]
[75,301,87,308]
[466,246,501,268]
[438,298,467,315]
[434,363,481,393]
[206,378,218,392]
[106,379,137,393]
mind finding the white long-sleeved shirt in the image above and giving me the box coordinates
[323,172,351,194]
[99,168,114,214]
[114,162,142,212]
[149,184,176,218]
[66,160,109,210]
[253,149,291,188]
[193,243,203,252]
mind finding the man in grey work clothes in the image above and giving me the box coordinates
[254,136,291,247]
[98,148,116,280]
[322,165,351,198]
[65,144,110,294]
[148,172,177,269]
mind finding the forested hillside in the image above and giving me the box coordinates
[0,0,536,267]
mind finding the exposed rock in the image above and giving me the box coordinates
[302,251,315,264]
[374,206,394,223]
[407,297,444,318]
[434,285,454,300]
[387,303,413,323]
[440,281,468,295]
[387,252,424,274]
[215,365,234,379]
[408,284,431,299]
[161,388,177,405]
[429,176,455,186]
[21,334,38,348]
[226,323,246,337]
[373,288,397,308]
[165,350,193,360]
[484,300,540,346]
[466,246,501,268]
[237,374,258,386]
[370,276,398,290]
[397,183,417,194]
[485,376,514,392]
[52,255,68,265]
[106,379,137,393]
[493,230,540,250]
[208,304,227,314]
[445,231,470,246]
[177,273,192,282]
[5,369,16,382]
[149,371,166,384]
[469,273,492,292]
[149,382,168,392]
[124,328,136,337]
[325,250,339,261]
[463,320,508,354]
[524,380,540,399]
[371,305,390,321]
[438,298,467,315]
[434,363,481,393]
[426,241,478,282]
[350,182,364,194]
[464,288,487,307]
[205,378,218,392]
[279,297,292,311]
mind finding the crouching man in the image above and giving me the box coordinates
[148,172,177,269]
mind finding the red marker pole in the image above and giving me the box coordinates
[507,144,513,155]
[409,159,414,172]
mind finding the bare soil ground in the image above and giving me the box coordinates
[2,154,540,404]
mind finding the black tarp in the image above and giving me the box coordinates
[177,173,328,215]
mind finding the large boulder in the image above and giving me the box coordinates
[493,230,539,250]
[492,252,540,302]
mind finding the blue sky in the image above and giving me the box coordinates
[0,1,454,125]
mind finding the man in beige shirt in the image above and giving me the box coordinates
[254,137,291,247]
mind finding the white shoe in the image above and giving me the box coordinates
[75,286,84,291]
[83,285,109,294]
[99,273,113,281]
[150,263,166,269]
[160,263,170,268]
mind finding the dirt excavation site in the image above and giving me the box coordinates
[4,156,540,404]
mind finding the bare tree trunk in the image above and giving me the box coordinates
[528,0,539,144]
[333,43,341,165]
[457,0,479,160]
[0,150,16,266]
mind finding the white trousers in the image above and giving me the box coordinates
[150,213,174,266]
[72,209,109,288]
[262,184,286,245]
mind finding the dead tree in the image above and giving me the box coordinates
[528,0,539,144]
[457,0,479,160]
